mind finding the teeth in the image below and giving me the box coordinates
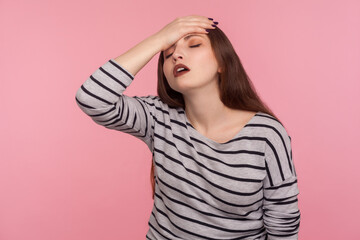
[177,67,185,72]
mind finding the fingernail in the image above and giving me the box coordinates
[208,17,213,20]
[206,29,210,32]
[213,21,218,25]
[211,24,216,27]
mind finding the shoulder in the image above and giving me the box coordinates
[253,112,292,144]
[133,95,182,119]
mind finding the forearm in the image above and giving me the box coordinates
[263,176,301,239]
[114,33,163,77]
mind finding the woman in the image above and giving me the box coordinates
[75,15,300,240]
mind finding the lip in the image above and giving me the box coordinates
[173,63,191,77]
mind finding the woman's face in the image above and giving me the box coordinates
[162,33,221,95]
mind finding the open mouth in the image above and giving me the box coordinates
[174,68,190,77]
[173,64,191,77]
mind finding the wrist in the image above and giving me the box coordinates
[149,32,165,52]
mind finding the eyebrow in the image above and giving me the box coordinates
[164,34,205,52]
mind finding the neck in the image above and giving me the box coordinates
[183,85,232,134]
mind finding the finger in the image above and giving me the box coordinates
[185,20,216,31]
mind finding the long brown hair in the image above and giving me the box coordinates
[150,26,282,200]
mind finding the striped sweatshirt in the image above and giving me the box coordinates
[75,59,301,240]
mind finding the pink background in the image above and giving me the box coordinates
[1,0,359,239]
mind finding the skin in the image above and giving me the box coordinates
[162,33,257,144]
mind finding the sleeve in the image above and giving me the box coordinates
[262,128,301,239]
[74,58,157,152]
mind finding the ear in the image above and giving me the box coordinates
[218,67,223,73]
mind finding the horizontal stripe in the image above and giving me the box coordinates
[75,59,301,239]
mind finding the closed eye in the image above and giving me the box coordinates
[165,44,201,59]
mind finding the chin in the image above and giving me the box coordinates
[175,80,209,94]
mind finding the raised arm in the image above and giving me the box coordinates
[113,33,162,77]
[75,16,216,151]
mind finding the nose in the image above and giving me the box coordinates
[172,48,184,61]
[173,55,183,62]
[172,53,183,62]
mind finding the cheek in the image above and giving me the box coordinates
[163,63,171,78]
[197,56,218,74]
[163,63,175,86]
[195,49,215,64]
